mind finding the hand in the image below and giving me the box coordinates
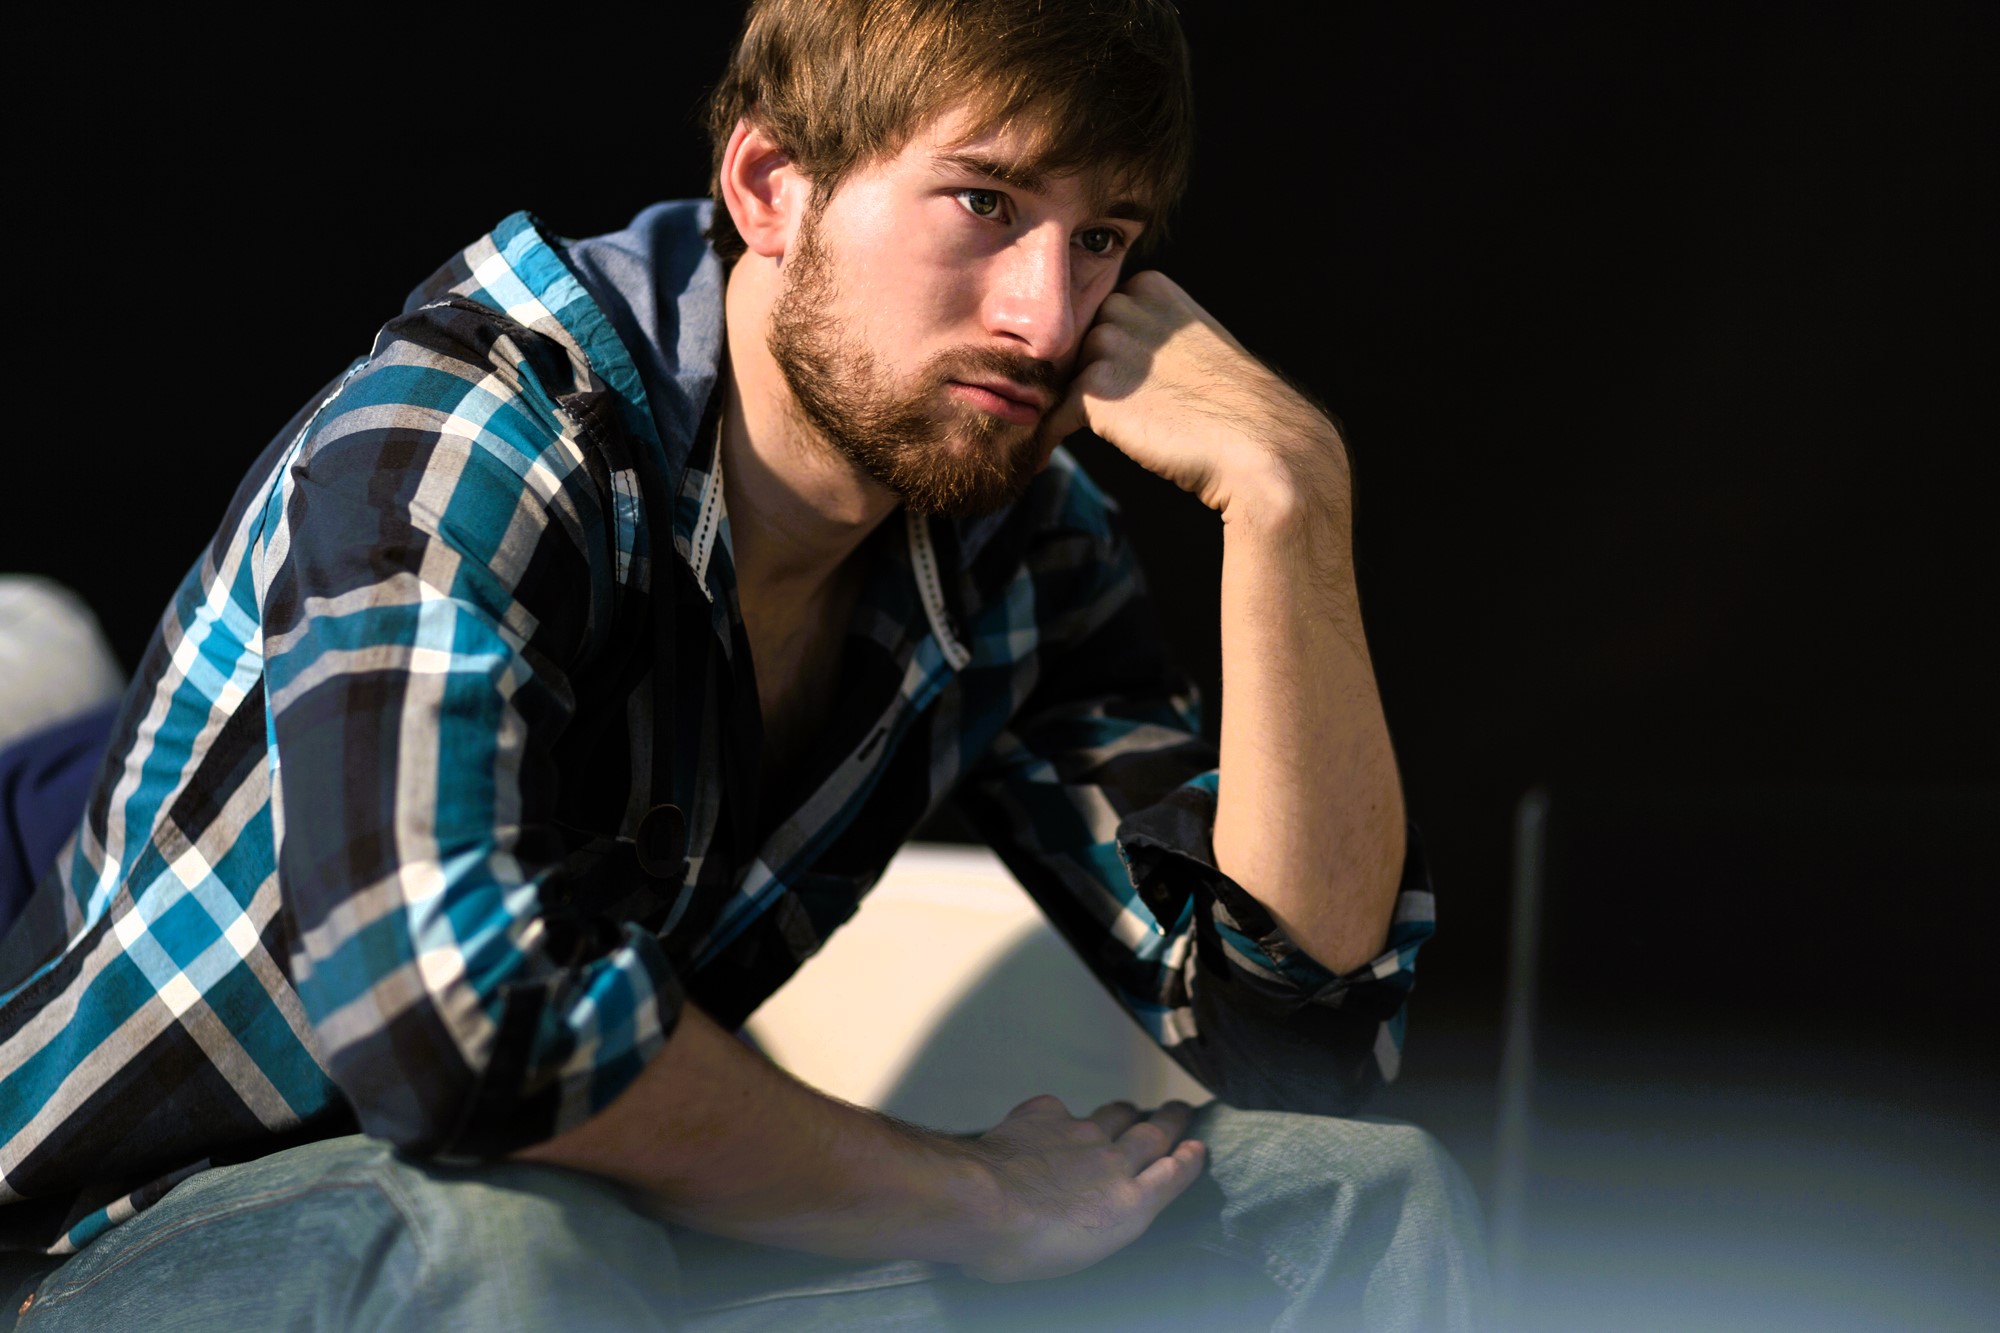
[1039,271,1348,522]
[956,1094,1207,1283]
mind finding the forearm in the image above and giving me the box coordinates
[1209,456,1406,975]
[1029,267,1407,975]
[513,1003,997,1262]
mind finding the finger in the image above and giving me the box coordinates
[1114,1118,1171,1172]
[1113,1100,1195,1173]
[1002,1093,1069,1122]
[1076,316,1125,365]
[1143,1099,1196,1144]
[1087,1100,1142,1140]
[1096,288,1141,325]
[1134,1138,1207,1204]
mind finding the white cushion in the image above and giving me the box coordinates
[744,842,1209,1132]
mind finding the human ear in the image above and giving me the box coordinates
[719,117,808,260]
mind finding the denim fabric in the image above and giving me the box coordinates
[10,1106,1489,1332]
[12,1137,684,1332]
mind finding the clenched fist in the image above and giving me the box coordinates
[1041,271,1350,524]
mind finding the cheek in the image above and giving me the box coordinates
[823,203,982,331]
[861,265,973,357]
[1074,274,1122,333]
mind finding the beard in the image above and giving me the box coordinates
[767,208,1063,519]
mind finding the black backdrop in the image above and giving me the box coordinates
[7,2,1991,1024]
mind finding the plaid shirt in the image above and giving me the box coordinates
[0,202,1434,1256]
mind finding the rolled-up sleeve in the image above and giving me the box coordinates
[1117,773,1435,1113]
[259,306,682,1161]
[952,506,1434,1117]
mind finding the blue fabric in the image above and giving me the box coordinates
[565,201,729,457]
[5,1107,1491,1332]
[0,704,118,941]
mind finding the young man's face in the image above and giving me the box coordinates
[767,106,1147,518]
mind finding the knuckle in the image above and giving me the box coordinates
[1098,321,1142,352]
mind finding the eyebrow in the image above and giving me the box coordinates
[933,150,1150,224]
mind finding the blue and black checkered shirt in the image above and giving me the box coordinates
[0,202,1433,1256]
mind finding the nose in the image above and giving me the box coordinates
[982,224,1079,365]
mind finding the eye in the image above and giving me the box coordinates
[1078,227,1127,256]
[955,189,1005,219]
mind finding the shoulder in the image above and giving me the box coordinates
[318,295,595,459]
[263,273,641,660]
[288,213,651,561]
[315,208,655,464]
[287,299,612,559]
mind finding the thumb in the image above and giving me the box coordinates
[1036,383,1091,464]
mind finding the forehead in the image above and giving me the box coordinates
[886,103,1154,223]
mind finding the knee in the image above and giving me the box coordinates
[1199,1106,1479,1223]
[1332,1119,1472,1212]
[1197,1109,1494,1321]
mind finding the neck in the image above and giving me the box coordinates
[720,252,901,601]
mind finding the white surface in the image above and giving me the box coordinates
[744,842,1208,1132]
[0,575,126,749]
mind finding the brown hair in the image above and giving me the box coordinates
[704,0,1195,265]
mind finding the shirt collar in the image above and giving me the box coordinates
[421,201,1015,610]
[411,204,725,575]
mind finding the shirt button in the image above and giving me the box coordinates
[636,803,688,880]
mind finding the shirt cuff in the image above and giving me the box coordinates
[1114,770,1435,1022]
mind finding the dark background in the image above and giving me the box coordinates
[9,1,1991,1096]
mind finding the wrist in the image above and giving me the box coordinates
[1218,425,1350,534]
[856,1125,1021,1266]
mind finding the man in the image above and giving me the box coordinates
[0,0,1488,1326]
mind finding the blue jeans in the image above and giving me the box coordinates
[6,1105,1490,1331]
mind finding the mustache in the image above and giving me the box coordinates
[919,346,1064,398]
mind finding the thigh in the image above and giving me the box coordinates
[16,1135,685,1333]
[669,1138,1284,1333]
[670,1230,955,1333]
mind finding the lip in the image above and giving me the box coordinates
[950,377,1050,414]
